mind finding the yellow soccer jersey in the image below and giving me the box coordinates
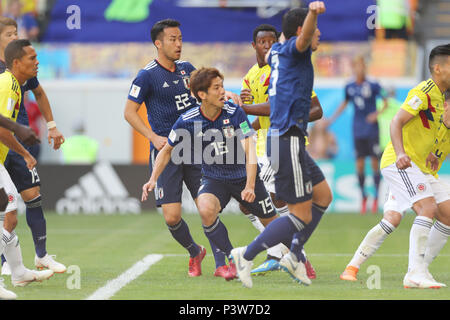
[0,71,21,163]
[242,63,317,156]
[430,122,450,177]
[380,79,445,173]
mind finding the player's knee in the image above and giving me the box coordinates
[20,187,41,203]
[197,198,218,225]
[4,212,18,232]
[272,198,286,209]
[383,210,402,227]
[413,200,438,219]
[312,181,333,207]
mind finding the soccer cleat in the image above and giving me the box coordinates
[403,270,446,289]
[305,259,316,279]
[371,198,378,214]
[1,262,11,276]
[214,265,230,279]
[35,254,67,273]
[340,266,359,281]
[0,278,16,300]
[188,245,206,277]
[230,247,253,288]
[226,262,237,281]
[279,252,311,286]
[361,196,368,215]
[12,269,54,287]
[251,259,280,276]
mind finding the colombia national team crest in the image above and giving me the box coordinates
[222,125,234,139]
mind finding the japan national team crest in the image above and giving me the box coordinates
[182,76,190,90]
[222,125,234,138]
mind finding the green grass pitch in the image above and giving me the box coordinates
[7,211,450,300]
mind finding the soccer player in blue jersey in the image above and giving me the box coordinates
[142,67,278,280]
[229,2,327,288]
[0,17,66,275]
[124,19,240,279]
[326,55,388,214]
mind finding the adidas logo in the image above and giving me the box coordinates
[173,80,179,84]
[163,81,170,88]
[55,162,140,215]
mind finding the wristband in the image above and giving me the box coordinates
[47,121,56,130]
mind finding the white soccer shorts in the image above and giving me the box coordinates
[382,162,450,215]
[0,163,19,220]
[258,154,276,194]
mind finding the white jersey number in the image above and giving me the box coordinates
[175,93,191,111]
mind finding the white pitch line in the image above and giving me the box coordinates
[86,254,163,300]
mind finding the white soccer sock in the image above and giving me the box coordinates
[408,216,433,273]
[424,220,450,268]
[2,229,26,279]
[247,214,265,233]
[348,219,395,269]
[276,205,289,217]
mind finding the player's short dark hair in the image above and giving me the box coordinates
[0,16,17,35]
[252,24,278,43]
[150,19,181,44]
[282,7,309,40]
[429,43,450,74]
[5,39,32,69]
[190,67,224,102]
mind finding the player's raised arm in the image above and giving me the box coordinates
[141,142,174,201]
[390,109,414,169]
[296,1,326,53]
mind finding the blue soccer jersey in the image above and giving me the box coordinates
[267,37,314,137]
[127,59,198,149]
[168,102,256,181]
[345,79,386,139]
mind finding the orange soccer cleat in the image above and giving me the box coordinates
[340,266,359,281]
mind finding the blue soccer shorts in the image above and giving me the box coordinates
[197,175,277,219]
[4,144,41,193]
[150,148,202,207]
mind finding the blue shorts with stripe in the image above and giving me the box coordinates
[267,126,322,204]
[150,148,202,207]
[197,176,277,219]
[4,143,41,193]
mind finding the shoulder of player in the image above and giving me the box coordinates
[175,60,195,70]
[417,78,436,95]
[224,102,244,117]
[180,106,201,121]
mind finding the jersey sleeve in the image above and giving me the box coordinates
[401,89,428,116]
[234,106,255,140]
[168,117,185,147]
[0,79,15,118]
[127,70,150,104]
[23,77,39,92]
[344,84,352,101]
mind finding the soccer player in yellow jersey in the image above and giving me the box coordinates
[341,44,450,289]
[0,40,53,299]
[239,24,332,279]
[340,91,450,286]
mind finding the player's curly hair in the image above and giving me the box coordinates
[252,24,278,43]
[190,67,224,102]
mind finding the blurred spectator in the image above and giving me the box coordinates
[307,118,338,160]
[61,120,99,164]
[23,91,44,159]
[376,86,401,152]
[4,0,39,41]
[376,0,413,39]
